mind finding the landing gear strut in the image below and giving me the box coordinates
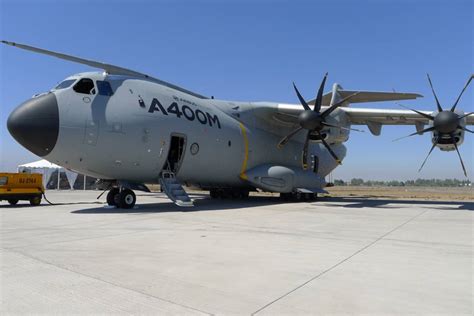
[107,187,136,209]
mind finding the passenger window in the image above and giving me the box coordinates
[97,80,114,96]
[73,78,96,95]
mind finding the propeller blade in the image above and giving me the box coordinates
[318,132,342,164]
[426,74,443,112]
[277,127,304,148]
[392,126,436,142]
[397,103,435,120]
[321,122,365,133]
[313,72,328,113]
[451,134,468,177]
[459,125,474,134]
[450,75,474,112]
[301,131,311,170]
[321,92,360,119]
[458,112,474,120]
[293,82,311,111]
[418,139,438,172]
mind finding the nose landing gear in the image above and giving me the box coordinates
[106,187,136,209]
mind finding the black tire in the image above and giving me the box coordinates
[30,196,42,206]
[231,189,241,199]
[209,189,219,199]
[280,193,291,201]
[107,188,119,206]
[8,199,19,205]
[118,189,136,209]
[222,189,233,199]
[239,190,250,199]
[295,192,303,201]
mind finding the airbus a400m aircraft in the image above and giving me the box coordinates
[3,41,473,208]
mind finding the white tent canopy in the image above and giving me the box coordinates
[18,159,78,190]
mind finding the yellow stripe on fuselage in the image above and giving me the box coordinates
[239,123,249,180]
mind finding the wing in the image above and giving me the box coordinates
[310,90,423,106]
[1,40,208,99]
[252,102,474,137]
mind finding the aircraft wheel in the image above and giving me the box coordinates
[107,188,119,206]
[118,189,136,209]
[30,196,42,206]
[231,189,241,199]
[8,199,19,205]
[222,189,233,199]
[294,191,303,201]
[280,193,292,201]
[210,189,219,199]
[239,190,249,199]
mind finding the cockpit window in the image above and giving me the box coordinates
[54,79,76,90]
[97,80,114,96]
[73,78,96,95]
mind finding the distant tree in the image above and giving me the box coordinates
[334,179,346,186]
[350,178,364,186]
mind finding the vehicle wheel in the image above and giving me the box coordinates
[107,188,119,206]
[8,199,19,205]
[118,189,136,209]
[30,196,42,206]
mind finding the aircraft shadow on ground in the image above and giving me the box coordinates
[71,195,281,214]
[321,196,474,211]
[69,194,474,214]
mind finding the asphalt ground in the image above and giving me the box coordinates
[1,191,472,315]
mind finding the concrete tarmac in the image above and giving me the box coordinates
[1,191,473,315]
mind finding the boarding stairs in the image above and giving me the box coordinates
[159,170,194,207]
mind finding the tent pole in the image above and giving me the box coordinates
[57,169,60,190]
[84,174,86,191]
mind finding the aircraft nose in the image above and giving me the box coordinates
[7,92,59,157]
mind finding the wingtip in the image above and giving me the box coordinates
[1,40,14,46]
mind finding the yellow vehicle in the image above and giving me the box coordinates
[0,173,44,206]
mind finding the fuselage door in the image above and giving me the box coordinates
[163,134,186,174]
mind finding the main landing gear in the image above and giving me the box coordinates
[107,187,136,209]
[280,192,318,202]
[209,188,250,199]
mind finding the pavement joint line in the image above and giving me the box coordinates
[2,247,214,316]
[251,209,429,315]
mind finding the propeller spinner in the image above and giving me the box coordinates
[395,74,473,177]
[277,73,361,169]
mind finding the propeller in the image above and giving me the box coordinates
[277,73,360,169]
[395,74,473,177]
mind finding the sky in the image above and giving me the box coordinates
[0,0,472,181]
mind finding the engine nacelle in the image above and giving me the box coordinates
[309,108,351,144]
[432,113,467,151]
